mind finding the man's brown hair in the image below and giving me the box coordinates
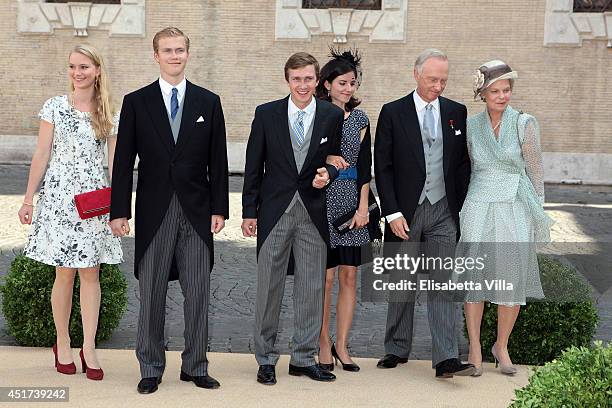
[284,52,320,81]
[153,27,190,53]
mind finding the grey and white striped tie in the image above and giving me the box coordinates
[292,110,305,146]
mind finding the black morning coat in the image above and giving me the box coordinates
[110,80,229,280]
[374,92,471,242]
[242,96,344,257]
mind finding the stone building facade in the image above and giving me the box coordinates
[1,0,611,183]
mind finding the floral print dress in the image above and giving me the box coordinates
[24,95,123,267]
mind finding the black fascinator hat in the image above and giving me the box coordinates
[316,46,363,112]
[329,46,362,87]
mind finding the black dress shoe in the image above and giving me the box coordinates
[288,364,336,382]
[180,371,221,389]
[331,344,360,372]
[137,377,162,394]
[435,358,476,378]
[257,365,277,385]
[377,354,409,369]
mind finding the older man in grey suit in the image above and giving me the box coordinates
[374,49,475,378]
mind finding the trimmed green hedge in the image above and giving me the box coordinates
[465,255,599,365]
[511,341,612,408]
[0,255,127,347]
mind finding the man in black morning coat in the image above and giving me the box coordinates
[110,27,228,394]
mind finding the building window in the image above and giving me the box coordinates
[544,0,612,46]
[302,0,382,10]
[572,0,612,12]
[277,0,406,43]
[18,0,145,37]
[45,0,121,3]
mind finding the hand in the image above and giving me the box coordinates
[110,217,130,237]
[18,204,34,225]
[326,155,348,170]
[241,218,257,237]
[350,210,369,230]
[389,217,410,240]
[211,215,225,234]
[312,167,330,189]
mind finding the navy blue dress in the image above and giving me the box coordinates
[325,109,372,268]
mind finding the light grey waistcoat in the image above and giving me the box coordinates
[418,116,446,205]
[169,99,185,143]
[285,116,315,213]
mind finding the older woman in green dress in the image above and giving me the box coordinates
[458,60,553,376]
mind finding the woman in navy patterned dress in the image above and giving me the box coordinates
[315,49,373,372]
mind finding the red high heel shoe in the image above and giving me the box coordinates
[52,344,76,375]
[79,349,104,381]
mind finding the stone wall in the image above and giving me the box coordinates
[2,0,611,183]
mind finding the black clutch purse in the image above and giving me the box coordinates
[332,191,382,241]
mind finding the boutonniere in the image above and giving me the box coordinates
[449,119,462,135]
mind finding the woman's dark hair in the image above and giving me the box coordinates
[316,47,362,112]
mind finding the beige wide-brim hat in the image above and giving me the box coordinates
[473,59,518,100]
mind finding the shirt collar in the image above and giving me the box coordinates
[288,95,316,117]
[413,90,439,113]
[159,76,187,97]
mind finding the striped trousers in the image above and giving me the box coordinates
[384,197,459,367]
[136,195,211,378]
[254,201,327,367]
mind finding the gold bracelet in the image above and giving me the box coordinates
[22,202,34,207]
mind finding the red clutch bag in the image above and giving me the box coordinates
[74,187,111,219]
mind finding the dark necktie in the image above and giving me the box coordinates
[171,87,179,121]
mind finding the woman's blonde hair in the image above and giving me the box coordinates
[69,44,115,140]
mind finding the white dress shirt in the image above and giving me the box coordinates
[158,76,186,120]
[413,89,440,142]
[288,95,316,137]
[385,90,440,224]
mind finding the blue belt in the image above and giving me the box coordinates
[337,167,357,180]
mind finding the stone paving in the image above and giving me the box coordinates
[0,164,610,360]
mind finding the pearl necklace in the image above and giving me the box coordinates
[493,121,502,131]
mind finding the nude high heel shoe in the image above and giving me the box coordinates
[471,365,483,377]
[491,343,517,375]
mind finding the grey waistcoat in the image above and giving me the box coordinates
[418,116,446,205]
[285,115,315,213]
[169,99,185,143]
